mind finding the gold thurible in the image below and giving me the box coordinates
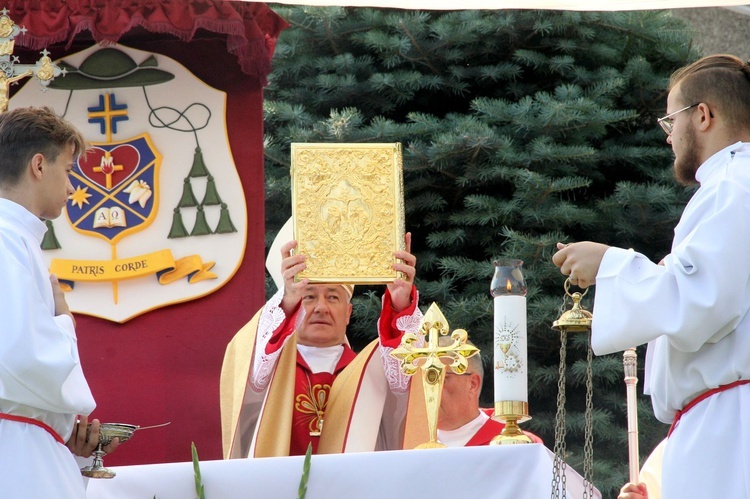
[550,278,596,497]
[552,279,593,333]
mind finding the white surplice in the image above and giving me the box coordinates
[0,198,96,498]
[592,142,750,498]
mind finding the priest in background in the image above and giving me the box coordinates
[221,226,423,458]
[437,340,542,447]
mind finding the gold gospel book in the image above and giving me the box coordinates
[291,142,405,284]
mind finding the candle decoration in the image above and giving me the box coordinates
[489,259,532,445]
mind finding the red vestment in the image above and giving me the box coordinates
[290,349,356,455]
[221,286,425,458]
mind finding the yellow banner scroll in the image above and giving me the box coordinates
[50,249,216,288]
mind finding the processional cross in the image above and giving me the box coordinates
[0,8,65,113]
[390,302,479,448]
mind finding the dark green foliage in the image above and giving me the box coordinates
[264,7,699,497]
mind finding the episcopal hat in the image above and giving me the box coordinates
[49,47,174,90]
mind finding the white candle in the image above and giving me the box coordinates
[493,295,528,403]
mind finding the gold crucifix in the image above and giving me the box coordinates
[0,9,65,113]
[390,302,479,448]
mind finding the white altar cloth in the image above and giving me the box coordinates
[85,444,600,498]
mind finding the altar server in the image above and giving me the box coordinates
[0,107,118,498]
[553,54,750,498]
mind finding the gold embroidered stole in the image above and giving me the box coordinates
[317,340,379,453]
[252,334,297,457]
[219,309,261,459]
[319,340,430,453]
[402,370,430,449]
[221,315,430,458]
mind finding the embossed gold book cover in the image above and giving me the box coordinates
[291,143,405,284]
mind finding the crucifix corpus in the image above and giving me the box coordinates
[0,8,65,113]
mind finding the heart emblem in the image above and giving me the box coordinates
[78,144,141,190]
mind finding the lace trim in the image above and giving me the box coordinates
[396,311,423,336]
[381,299,424,393]
[250,289,288,392]
[381,346,409,393]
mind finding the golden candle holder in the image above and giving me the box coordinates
[390,302,479,449]
[490,400,532,445]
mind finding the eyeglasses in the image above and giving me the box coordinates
[657,103,699,135]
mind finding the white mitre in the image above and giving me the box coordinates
[266,217,293,293]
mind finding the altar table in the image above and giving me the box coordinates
[85,444,601,498]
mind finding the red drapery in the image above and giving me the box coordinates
[4,0,288,84]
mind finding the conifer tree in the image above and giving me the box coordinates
[263,7,699,496]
